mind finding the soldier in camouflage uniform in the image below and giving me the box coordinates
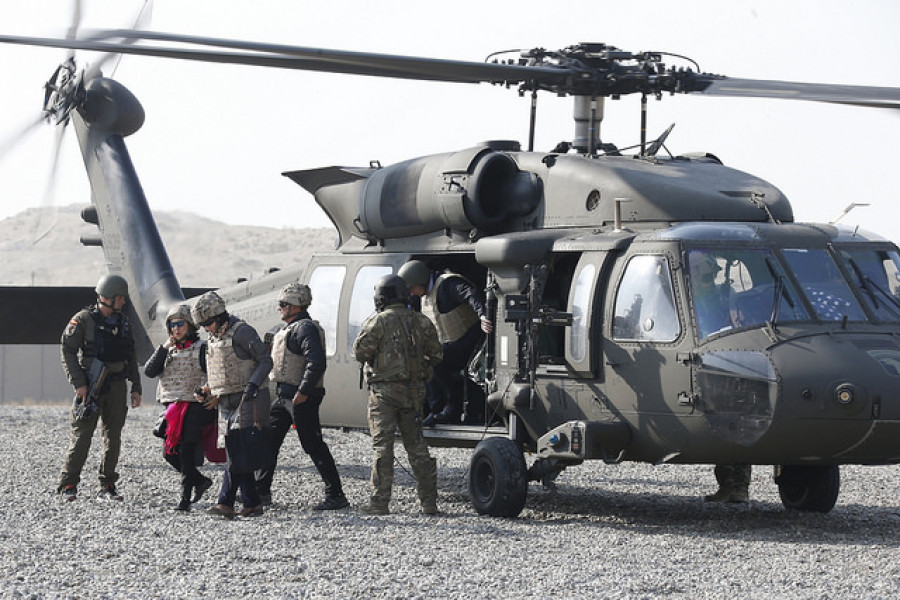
[191,291,273,518]
[352,274,443,515]
[58,274,142,502]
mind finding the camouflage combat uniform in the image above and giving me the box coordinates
[352,304,443,513]
[58,305,141,492]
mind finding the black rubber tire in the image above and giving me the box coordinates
[776,465,840,513]
[468,437,528,517]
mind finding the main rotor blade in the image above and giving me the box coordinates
[698,77,900,109]
[0,31,562,86]
[0,115,43,164]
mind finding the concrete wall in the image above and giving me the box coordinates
[0,345,158,403]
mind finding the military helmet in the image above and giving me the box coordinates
[374,274,410,311]
[397,260,430,288]
[191,291,227,325]
[95,274,129,298]
[689,251,721,284]
[165,304,195,328]
[278,283,312,308]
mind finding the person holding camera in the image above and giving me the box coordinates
[144,304,217,511]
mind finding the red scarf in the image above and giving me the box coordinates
[164,400,190,455]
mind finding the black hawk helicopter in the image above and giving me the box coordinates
[2,25,900,518]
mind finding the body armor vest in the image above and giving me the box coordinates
[428,273,480,344]
[207,321,255,396]
[157,343,205,404]
[270,319,325,387]
[87,308,135,363]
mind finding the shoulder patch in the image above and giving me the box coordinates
[64,318,78,337]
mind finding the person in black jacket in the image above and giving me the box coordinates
[398,260,492,426]
[255,283,349,510]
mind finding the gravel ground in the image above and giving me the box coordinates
[0,405,898,599]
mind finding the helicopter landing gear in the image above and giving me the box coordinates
[774,465,840,513]
[468,437,528,517]
[526,457,568,492]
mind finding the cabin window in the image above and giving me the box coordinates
[308,265,346,356]
[613,255,680,342]
[782,248,866,322]
[347,265,393,353]
[835,248,900,322]
[569,263,595,361]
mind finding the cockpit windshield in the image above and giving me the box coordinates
[782,249,866,322]
[836,247,900,322]
[687,244,900,339]
[687,248,809,339]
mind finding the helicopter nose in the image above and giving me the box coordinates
[772,333,900,463]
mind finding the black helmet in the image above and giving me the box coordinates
[374,274,410,311]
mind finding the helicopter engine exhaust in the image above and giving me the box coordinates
[358,145,543,240]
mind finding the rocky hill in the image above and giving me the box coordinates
[0,206,337,288]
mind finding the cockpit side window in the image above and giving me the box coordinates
[836,248,900,322]
[612,255,680,342]
[783,249,867,322]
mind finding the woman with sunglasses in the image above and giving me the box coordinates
[144,304,217,511]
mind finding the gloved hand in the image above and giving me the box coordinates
[241,382,259,403]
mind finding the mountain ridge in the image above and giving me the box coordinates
[0,205,337,288]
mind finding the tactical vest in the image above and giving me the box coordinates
[156,343,206,404]
[86,308,134,363]
[206,321,255,396]
[428,273,480,344]
[366,309,431,384]
[270,319,325,387]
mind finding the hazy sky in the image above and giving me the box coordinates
[2,0,899,242]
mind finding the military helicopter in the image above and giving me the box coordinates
[3,23,900,519]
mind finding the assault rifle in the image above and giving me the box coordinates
[73,361,109,421]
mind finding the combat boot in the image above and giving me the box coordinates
[703,487,734,503]
[728,488,750,503]
[314,494,350,511]
[360,502,389,515]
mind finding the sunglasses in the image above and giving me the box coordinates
[278,301,292,308]
[198,318,215,327]
[168,320,187,329]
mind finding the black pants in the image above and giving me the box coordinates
[163,402,217,500]
[256,394,343,499]
[431,327,485,419]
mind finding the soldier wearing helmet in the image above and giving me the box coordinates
[57,273,142,502]
[255,283,349,510]
[144,304,217,511]
[398,259,493,426]
[192,291,273,518]
[352,274,443,515]
[688,250,734,339]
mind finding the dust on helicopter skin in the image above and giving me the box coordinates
[0,404,896,598]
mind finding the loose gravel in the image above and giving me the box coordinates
[0,405,898,599]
